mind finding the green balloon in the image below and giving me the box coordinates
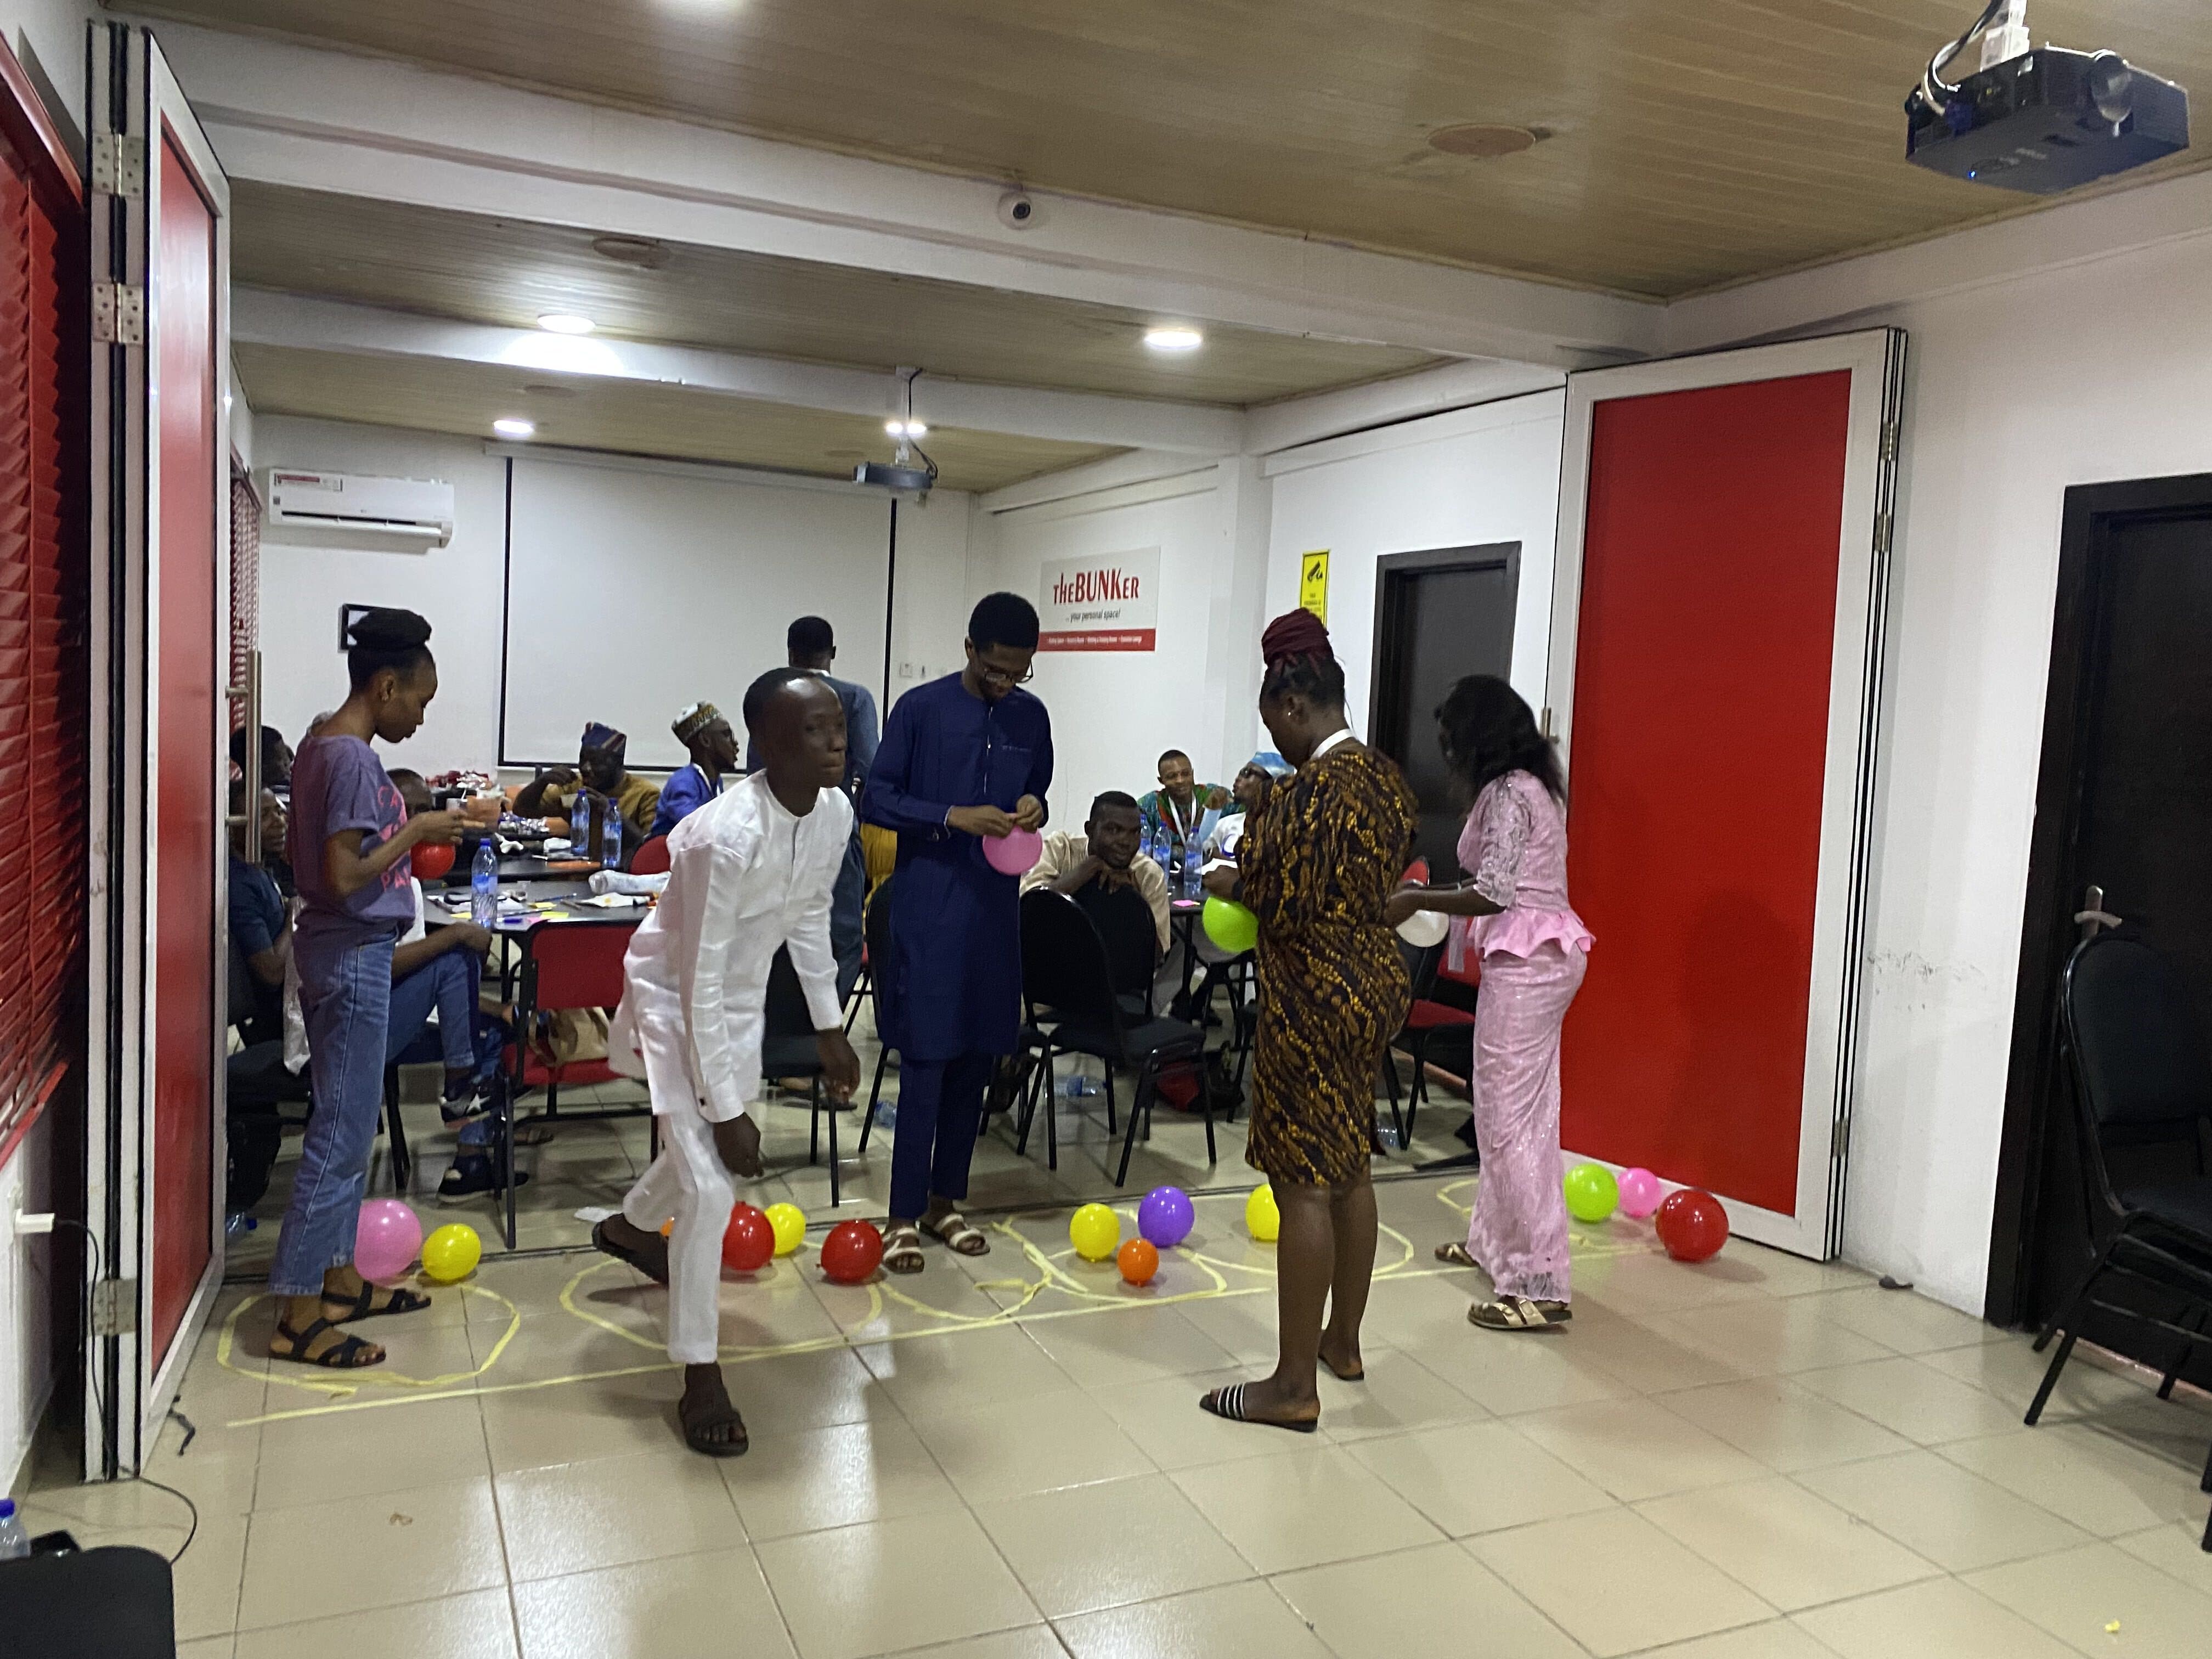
[1563,1162,1620,1223]
[1201,896,1260,955]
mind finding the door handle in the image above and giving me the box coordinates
[2075,884,2121,938]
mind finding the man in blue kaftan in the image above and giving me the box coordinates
[861,592,1052,1269]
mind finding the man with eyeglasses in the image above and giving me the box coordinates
[862,592,1052,1273]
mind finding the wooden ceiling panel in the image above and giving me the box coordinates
[136,0,2212,296]
[233,342,1122,492]
[228,183,1441,405]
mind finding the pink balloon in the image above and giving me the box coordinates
[354,1198,424,1284]
[1617,1167,1663,1221]
[983,826,1043,876]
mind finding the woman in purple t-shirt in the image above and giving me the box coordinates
[268,609,468,1368]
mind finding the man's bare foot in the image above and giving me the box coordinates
[679,1363,748,1457]
[1318,1335,1364,1381]
[595,1215,672,1284]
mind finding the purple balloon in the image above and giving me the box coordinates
[354,1198,424,1284]
[1138,1185,1194,1249]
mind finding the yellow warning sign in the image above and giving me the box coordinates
[1300,550,1329,623]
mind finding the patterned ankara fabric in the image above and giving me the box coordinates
[1239,742,1418,1187]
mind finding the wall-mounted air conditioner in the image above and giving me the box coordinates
[260,469,455,551]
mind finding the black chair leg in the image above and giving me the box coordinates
[2200,1434,2212,1496]
[1114,1062,1155,1188]
[1380,1053,1407,1148]
[1201,1059,1217,1166]
[809,1087,821,1165]
[1103,1067,1117,1136]
[2158,1307,2205,1401]
[1045,1046,1059,1171]
[501,1092,518,1251]
[1404,1034,1427,1147]
[545,1081,561,1120]
[382,1070,413,1193]
[2025,1329,2080,1427]
[860,1048,891,1150]
[823,1080,839,1208]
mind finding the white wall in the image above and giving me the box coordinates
[255,417,511,776]
[1747,234,2212,1313]
[1,1108,57,1491]
[973,466,1251,823]
[256,415,977,776]
[1262,391,1566,727]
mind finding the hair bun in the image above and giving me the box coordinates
[347,607,432,651]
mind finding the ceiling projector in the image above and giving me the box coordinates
[1905,1,2188,193]
[854,460,933,493]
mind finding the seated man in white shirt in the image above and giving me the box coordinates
[1022,791,1170,1004]
[589,668,862,1456]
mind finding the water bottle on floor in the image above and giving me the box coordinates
[471,838,499,929]
[0,1498,30,1560]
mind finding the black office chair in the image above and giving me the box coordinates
[1380,940,1475,1150]
[0,1545,174,1657]
[1015,888,1208,1186]
[764,945,853,1206]
[2028,933,2212,1435]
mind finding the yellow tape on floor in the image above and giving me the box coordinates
[223,1182,1658,1429]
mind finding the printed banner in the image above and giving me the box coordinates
[1038,546,1160,652]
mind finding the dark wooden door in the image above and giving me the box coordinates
[1999,483,2212,1351]
[1368,546,1517,878]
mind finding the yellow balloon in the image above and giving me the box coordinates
[420,1222,482,1283]
[765,1203,807,1257]
[1245,1184,1280,1243]
[1069,1202,1121,1262]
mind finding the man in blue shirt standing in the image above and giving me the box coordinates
[862,593,1051,1272]
[750,615,881,1001]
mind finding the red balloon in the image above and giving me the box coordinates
[820,1220,884,1284]
[1116,1238,1159,1285]
[411,840,456,881]
[1656,1189,1730,1263]
[721,1204,774,1272]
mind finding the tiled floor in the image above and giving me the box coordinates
[20,1171,2212,1658]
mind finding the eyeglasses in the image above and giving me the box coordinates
[973,661,1035,689]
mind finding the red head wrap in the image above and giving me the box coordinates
[1261,608,1333,669]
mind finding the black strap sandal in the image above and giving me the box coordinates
[592,1218,671,1285]
[323,1280,432,1323]
[1198,1383,1318,1433]
[681,1397,750,1459]
[272,1316,382,1369]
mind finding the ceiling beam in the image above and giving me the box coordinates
[231,289,1244,455]
[150,22,1660,369]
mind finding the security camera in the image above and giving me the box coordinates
[996,190,1037,230]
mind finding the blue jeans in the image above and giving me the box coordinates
[386,949,509,1152]
[269,924,396,1297]
[889,1053,993,1220]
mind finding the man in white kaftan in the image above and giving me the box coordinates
[594,670,860,1454]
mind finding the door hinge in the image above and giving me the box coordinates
[1879,421,1900,465]
[91,132,146,199]
[91,1276,138,1336]
[1539,706,1555,739]
[1832,1118,1850,1161]
[92,282,145,346]
[1874,510,1894,556]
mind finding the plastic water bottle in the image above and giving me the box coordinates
[471,838,499,929]
[0,1498,29,1560]
[1182,833,1204,901]
[600,804,622,870]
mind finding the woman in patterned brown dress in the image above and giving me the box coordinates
[1200,610,1417,1432]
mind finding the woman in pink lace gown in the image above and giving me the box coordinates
[1386,676,1592,1331]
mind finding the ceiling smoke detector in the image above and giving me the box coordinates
[1426,123,1541,158]
[590,234,671,269]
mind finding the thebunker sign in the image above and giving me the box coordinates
[1037,547,1160,652]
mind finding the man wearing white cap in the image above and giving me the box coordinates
[651,701,739,838]
[592,668,860,1455]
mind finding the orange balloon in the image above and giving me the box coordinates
[659,1219,673,1237]
[1117,1238,1159,1285]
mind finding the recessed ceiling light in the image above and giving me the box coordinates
[1144,327,1204,354]
[492,417,537,438]
[885,419,928,438]
[537,312,595,335]
[1427,123,1542,158]
[590,234,669,269]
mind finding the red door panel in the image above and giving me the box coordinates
[1561,371,1852,1216]
[149,129,217,1365]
